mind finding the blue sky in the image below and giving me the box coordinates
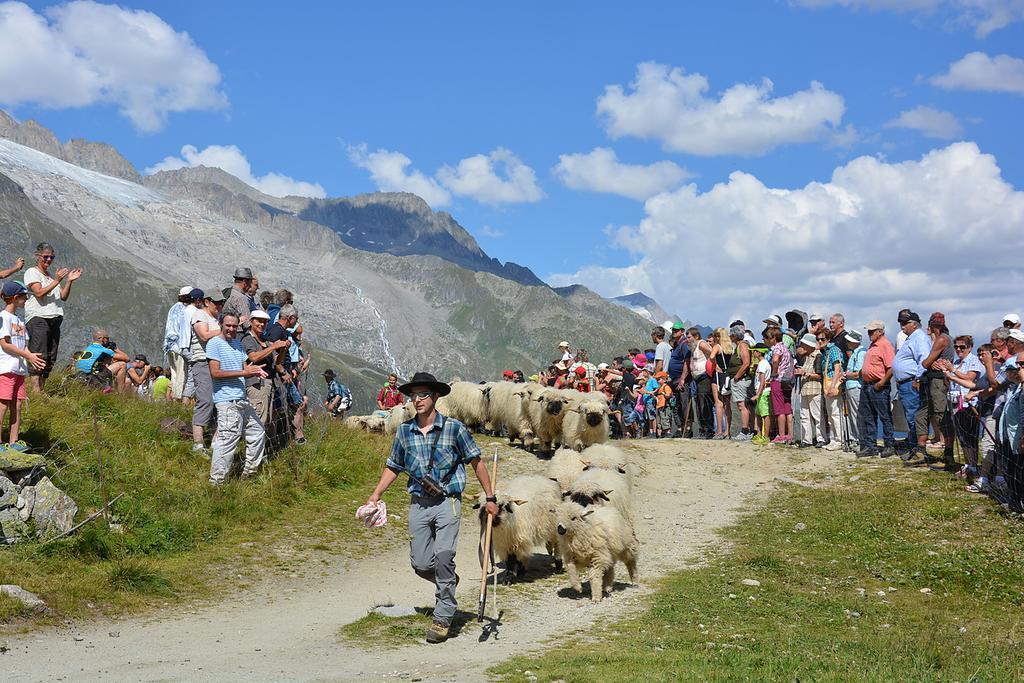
[3,1,1023,331]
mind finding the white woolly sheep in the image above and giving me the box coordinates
[363,414,386,433]
[342,415,368,430]
[579,443,632,483]
[486,381,535,447]
[475,474,562,583]
[554,501,639,602]
[442,381,491,431]
[526,388,572,453]
[546,448,587,492]
[385,401,416,436]
[560,395,610,452]
[563,467,634,525]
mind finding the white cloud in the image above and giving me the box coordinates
[930,52,1024,94]
[550,142,1024,334]
[553,147,693,201]
[436,148,544,204]
[347,144,451,207]
[791,0,1024,37]
[595,62,845,156]
[146,144,326,198]
[0,1,226,131]
[885,106,963,139]
[477,225,505,238]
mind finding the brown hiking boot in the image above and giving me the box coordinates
[425,621,450,643]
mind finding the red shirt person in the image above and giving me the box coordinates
[377,373,403,410]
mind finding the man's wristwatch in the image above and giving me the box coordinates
[485,496,497,503]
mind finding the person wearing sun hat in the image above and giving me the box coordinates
[557,341,572,364]
[365,371,497,644]
[857,320,896,457]
[1003,313,1021,330]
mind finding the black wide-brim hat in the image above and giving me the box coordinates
[398,372,451,397]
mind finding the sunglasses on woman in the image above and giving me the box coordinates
[954,345,968,351]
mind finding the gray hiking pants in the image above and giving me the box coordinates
[209,400,266,484]
[409,494,462,626]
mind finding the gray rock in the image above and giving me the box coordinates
[25,476,77,539]
[0,584,49,613]
[0,507,29,543]
[62,139,142,183]
[371,604,418,617]
[18,485,34,521]
[0,474,17,509]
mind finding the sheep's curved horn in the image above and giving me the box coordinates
[512,498,528,505]
[580,509,595,518]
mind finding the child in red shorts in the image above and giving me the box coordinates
[0,282,46,451]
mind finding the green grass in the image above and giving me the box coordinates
[338,611,435,648]
[0,378,400,624]
[492,468,1024,682]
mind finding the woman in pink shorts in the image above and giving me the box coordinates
[0,282,46,451]
[766,329,794,443]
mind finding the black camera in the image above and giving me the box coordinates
[419,474,444,497]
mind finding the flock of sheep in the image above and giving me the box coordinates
[345,381,638,602]
[346,380,612,454]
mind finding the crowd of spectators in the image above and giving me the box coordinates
[489,310,1024,515]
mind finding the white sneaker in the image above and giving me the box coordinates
[823,441,843,451]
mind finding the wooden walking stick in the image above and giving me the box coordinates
[478,446,499,622]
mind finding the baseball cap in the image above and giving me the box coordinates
[1,281,27,297]
[622,359,634,370]
[654,371,668,379]
[1004,313,1021,326]
[799,333,817,348]
[751,344,769,354]
[762,314,782,326]
[808,313,823,323]
[845,330,863,345]
[730,320,745,328]
[574,366,586,377]
[558,341,570,348]
[597,362,609,370]
[178,285,193,296]
[528,374,539,382]
[134,354,148,364]
[865,320,885,332]
[189,288,204,301]
[323,368,336,377]
[502,370,514,378]
[249,309,270,321]
[671,321,686,331]
[1008,329,1024,343]
[207,289,227,303]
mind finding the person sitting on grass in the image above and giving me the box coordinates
[151,366,171,401]
[126,354,152,398]
[0,281,46,452]
[322,369,352,417]
[92,329,130,391]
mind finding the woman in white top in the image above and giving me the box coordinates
[688,327,715,439]
[23,242,83,392]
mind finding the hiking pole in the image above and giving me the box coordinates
[478,446,499,622]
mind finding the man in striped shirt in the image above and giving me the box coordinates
[206,313,268,485]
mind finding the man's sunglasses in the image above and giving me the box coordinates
[410,391,434,400]
[954,345,968,351]
[816,336,827,341]
[40,255,55,261]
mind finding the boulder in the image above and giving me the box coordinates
[24,477,77,539]
[0,507,29,543]
[0,450,45,474]
[0,585,50,614]
[0,475,17,509]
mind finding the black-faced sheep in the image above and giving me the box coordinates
[526,388,572,453]
[561,395,611,451]
[475,474,562,583]
[554,501,639,602]
[563,467,634,525]
[580,443,632,482]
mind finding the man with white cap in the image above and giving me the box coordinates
[1003,313,1021,330]
[164,285,194,400]
[857,321,896,457]
[842,329,865,451]
[808,314,825,337]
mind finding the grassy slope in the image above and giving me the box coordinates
[493,468,1024,682]
[0,380,399,624]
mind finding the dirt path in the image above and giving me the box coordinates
[3,439,838,682]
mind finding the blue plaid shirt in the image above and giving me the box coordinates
[386,412,481,497]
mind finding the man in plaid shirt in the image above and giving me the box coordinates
[366,371,497,644]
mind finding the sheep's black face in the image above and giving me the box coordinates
[557,523,567,535]
[568,492,594,507]
[585,412,602,427]
[546,400,562,416]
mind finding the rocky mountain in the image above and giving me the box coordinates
[609,292,679,325]
[0,110,142,183]
[0,129,653,407]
